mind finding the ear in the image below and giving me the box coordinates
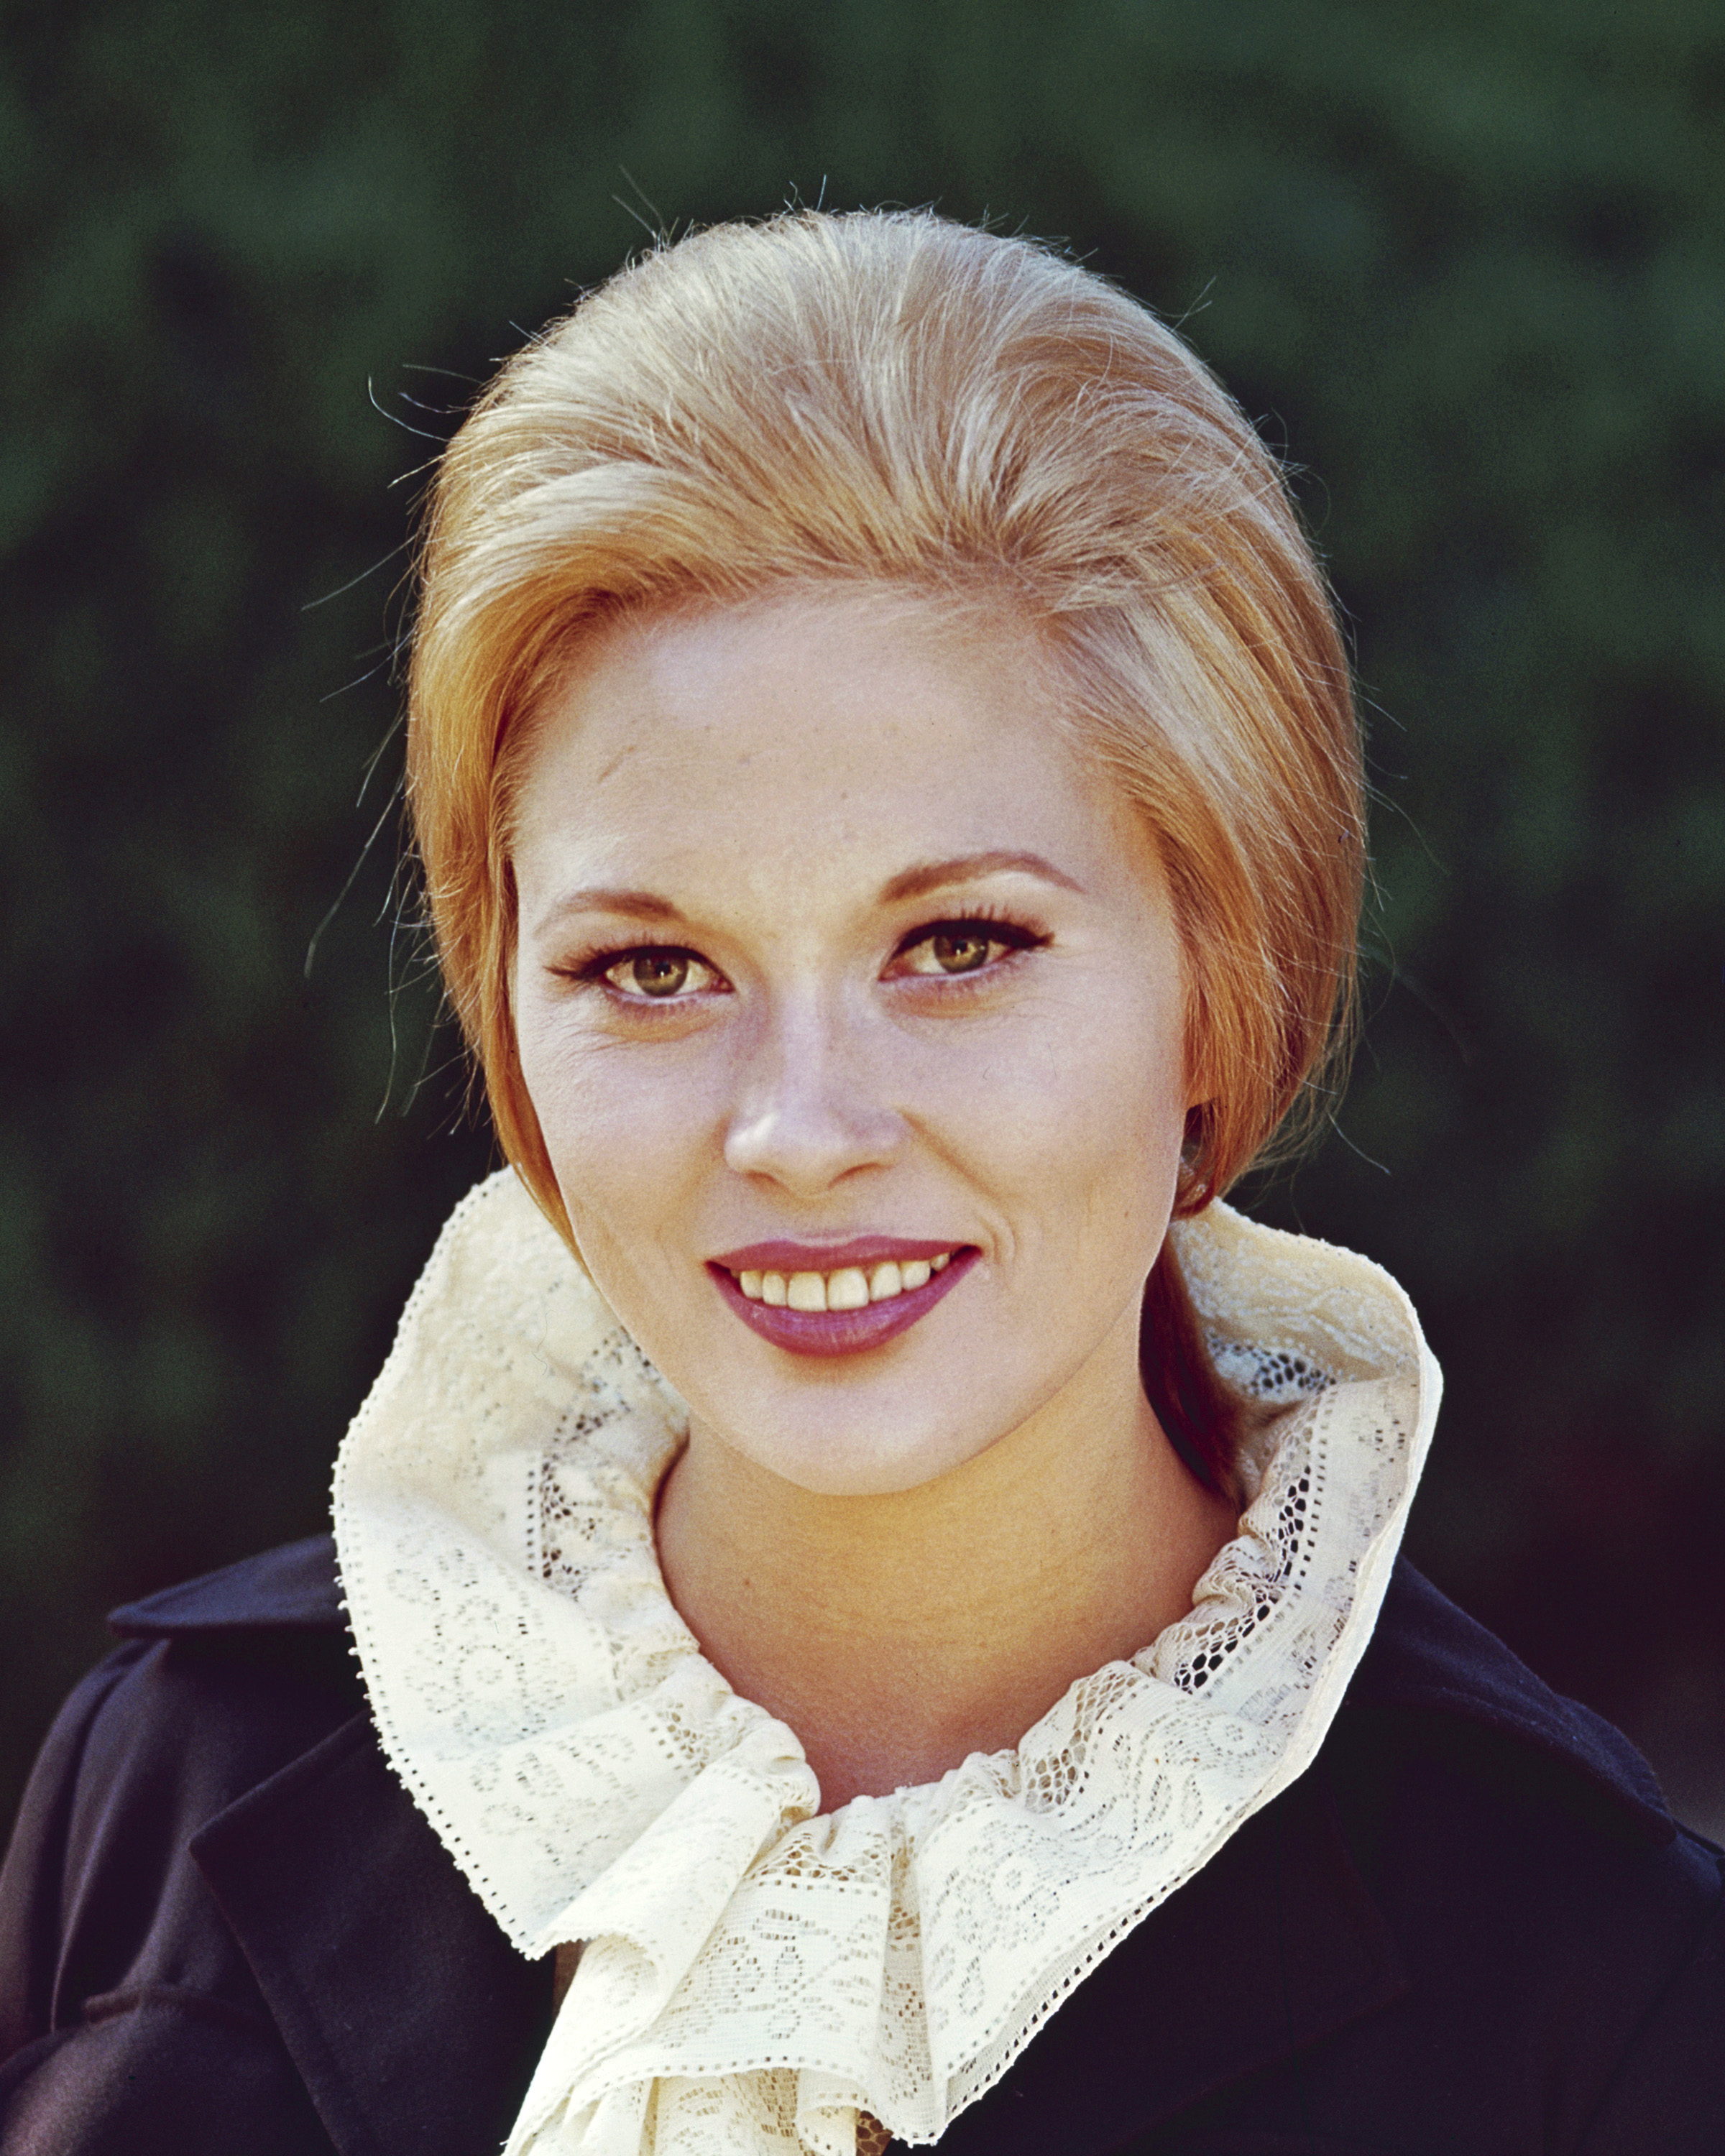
[1174,1105,1215,1217]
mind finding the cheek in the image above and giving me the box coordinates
[514,1008,714,1245]
[929,980,1188,1248]
[1062,1035,1187,1238]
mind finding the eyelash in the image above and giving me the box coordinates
[562,907,1050,1004]
[891,907,1050,979]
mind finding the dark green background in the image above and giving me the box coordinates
[4,0,1721,1833]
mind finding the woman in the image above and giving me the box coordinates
[1,211,1718,2155]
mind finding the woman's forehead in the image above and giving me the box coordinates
[509,589,1157,913]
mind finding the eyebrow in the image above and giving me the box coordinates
[534,850,1084,936]
[532,888,689,935]
[875,851,1087,903]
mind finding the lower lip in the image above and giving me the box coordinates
[708,1250,979,1358]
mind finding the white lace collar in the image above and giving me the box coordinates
[332,1169,1440,2156]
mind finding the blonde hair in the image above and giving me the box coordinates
[407,209,1364,1488]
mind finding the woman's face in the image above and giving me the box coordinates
[511,587,1197,1496]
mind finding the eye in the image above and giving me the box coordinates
[919,929,995,975]
[890,916,1048,980]
[597,947,723,1000]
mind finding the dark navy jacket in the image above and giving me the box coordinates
[0,1537,1720,2155]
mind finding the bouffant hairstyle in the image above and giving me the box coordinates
[406,208,1364,1495]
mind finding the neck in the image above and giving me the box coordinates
[655,1314,1238,1812]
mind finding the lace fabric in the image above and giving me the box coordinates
[332,1171,1440,2156]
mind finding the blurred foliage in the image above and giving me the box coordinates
[1,0,1721,1828]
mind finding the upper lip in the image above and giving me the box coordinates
[710,1236,967,1273]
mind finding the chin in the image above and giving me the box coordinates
[706,1397,996,1499]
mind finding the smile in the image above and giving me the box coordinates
[740,1253,952,1309]
[706,1242,978,1358]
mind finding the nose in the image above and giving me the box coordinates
[722,990,908,1196]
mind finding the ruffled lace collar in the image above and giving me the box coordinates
[332,1170,1440,2155]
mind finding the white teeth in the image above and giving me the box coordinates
[735,1253,961,1311]
[827,1267,870,1311]
[787,1271,827,1312]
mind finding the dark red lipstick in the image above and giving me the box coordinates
[706,1243,978,1358]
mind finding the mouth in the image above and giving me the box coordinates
[706,1241,979,1358]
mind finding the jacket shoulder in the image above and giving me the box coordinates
[1348,1556,1675,1841]
[106,1533,343,1637]
[0,1539,548,2154]
[0,1540,363,2066]
[1261,1561,1725,2152]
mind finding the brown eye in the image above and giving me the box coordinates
[635,954,688,996]
[610,951,693,997]
[929,931,992,974]
[891,918,1045,982]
